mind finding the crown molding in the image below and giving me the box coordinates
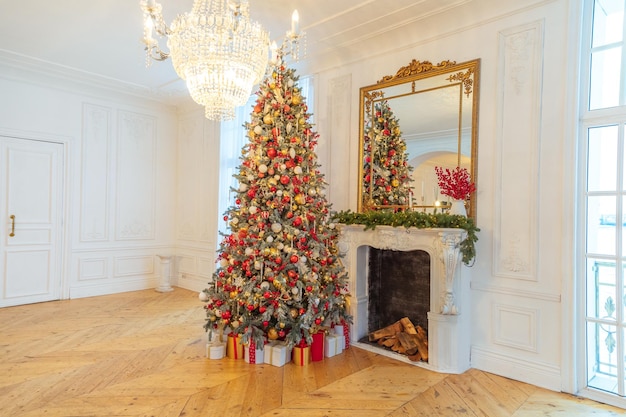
[0,49,188,107]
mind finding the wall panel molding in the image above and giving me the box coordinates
[493,303,538,352]
[493,20,544,281]
[114,255,154,277]
[115,110,157,241]
[470,281,560,302]
[471,345,560,391]
[78,257,109,281]
[327,74,352,211]
[80,103,112,242]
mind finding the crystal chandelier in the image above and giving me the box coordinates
[140,0,270,120]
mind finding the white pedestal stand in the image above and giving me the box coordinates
[156,255,174,293]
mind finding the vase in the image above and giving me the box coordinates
[449,199,466,216]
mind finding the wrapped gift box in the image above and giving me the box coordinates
[333,325,346,349]
[311,332,325,362]
[264,341,291,367]
[293,343,311,366]
[244,341,265,364]
[206,342,226,359]
[341,320,351,349]
[226,333,244,360]
[324,334,343,358]
[333,322,350,349]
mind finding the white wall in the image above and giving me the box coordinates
[0,67,179,299]
[311,0,573,391]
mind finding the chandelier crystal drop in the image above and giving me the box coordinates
[141,0,270,121]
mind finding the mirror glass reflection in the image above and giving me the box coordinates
[358,59,480,218]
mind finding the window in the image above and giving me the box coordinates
[217,75,315,242]
[582,0,626,400]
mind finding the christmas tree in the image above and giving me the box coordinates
[362,100,413,209]
[201,56,351,348]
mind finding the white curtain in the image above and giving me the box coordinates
[216,75,315,243]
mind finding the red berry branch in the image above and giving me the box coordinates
[435,166,476,201]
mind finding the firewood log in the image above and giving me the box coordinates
[399,317,418,335]
[397,332,420,356]
[415,328,428,361]
[380,336,397,347]
[391,338,406,354]
[369,320,404,341]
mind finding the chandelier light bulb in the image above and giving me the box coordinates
[291,10,299,35]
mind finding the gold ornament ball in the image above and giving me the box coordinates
[267,327,279,340]
[290,308,298,318]
[294,194,306,205]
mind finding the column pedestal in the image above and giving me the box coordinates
[156,255,174,293]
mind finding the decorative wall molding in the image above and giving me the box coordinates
[0,50,186,106]
[115,110,157,241]
[114,255,154,277]
[471,345,560,391]
[176,116,212,242]
[493,20,544,281]
[198,256,213,279]
[327,74,352,211]
[71,244,171,254]
[69,277,159,300]
[493,303,538,352]
[80,103,112,242]
[78,257,109,281]
[178,254,197,276]
[470,281,560,302]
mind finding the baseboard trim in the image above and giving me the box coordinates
[177,275,208,293]
[471,345,561,391]
[69,277,158,299]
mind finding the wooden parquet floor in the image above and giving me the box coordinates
[0,288,623,417]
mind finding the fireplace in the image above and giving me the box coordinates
[367,248,430,335]
[337,224,471,373]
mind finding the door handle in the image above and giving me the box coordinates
[9,215,15,237]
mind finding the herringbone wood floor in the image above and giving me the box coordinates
[0,288,623,416]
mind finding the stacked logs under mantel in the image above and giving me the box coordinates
[368,317,428,362]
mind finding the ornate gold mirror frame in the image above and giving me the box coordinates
[357,59,480,219]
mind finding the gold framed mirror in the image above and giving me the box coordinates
[357,59,480,218]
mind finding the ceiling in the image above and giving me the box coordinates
[0,0,537,107]
[0,0,484,106]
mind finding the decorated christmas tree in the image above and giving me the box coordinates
[200,55,351,349]
[362,100,413,208]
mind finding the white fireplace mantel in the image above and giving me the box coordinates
[337,224,471,373]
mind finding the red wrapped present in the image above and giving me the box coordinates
[311,331,325,362]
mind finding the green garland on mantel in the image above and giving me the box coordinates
[331,210,480,266]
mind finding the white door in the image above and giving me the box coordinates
[0,137,64,307]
